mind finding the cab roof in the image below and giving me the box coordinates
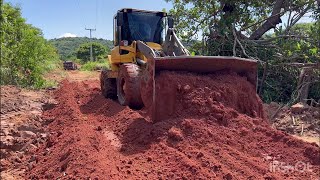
[117,8,167,17]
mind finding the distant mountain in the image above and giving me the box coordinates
[49,37,113,60]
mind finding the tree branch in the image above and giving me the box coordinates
[248,35,312,44]
[249,0,285,40]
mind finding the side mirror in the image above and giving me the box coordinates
[117,12,124,26]
[168,17,174,28]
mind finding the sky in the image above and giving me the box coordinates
[4,0,173,40]
[4,1,314,40]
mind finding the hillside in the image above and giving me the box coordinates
[49,37,113,60]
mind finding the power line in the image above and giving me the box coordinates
[95,0,98,27]
[85,28,96,61]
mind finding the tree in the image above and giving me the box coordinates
[1,3,59,88]
[275,22,320,63]
[76,42,108,63]
[165,0,319,103]
[166,0,318,42]
[49,37,113,60]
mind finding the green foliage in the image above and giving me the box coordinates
[274,22,320,63]
[166,0,273,41]
[80,60,109,71]
[259,22,320,103]
[76,42,108,63]
[1,3,59,88]
[167,0,317,41]
[49,37,113,60]
[309,79,320,103]
[258,65,300,103]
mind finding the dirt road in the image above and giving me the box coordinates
[1,70,97,179]
[0,86,56,179]
[1,70,319,179]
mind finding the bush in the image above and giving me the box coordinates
[1,3,60,89]
[76,42,108,63]
[80,60,109,71]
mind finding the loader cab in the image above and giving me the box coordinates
[113,8,173,47]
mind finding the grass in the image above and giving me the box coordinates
[80,60,109,71]
[41,80,59,89]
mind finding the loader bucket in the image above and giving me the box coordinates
[154,56,258,87]
[140,56,258,122]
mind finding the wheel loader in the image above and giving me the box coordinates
[100,8,258,121]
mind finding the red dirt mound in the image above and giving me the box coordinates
[27,73,319,179]
[144,71,265,121]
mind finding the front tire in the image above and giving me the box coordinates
[117,64,143,109]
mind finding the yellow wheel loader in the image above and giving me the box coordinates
[100,8,258,121]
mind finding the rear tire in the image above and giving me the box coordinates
[100,70,117,99]
[117,64,143,109]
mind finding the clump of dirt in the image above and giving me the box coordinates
[0,85,57,179]
[26,72,319,179]
[167,127,184,141]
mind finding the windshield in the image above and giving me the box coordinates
[122,12,164,44]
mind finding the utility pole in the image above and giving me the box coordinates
[85,28,96,61]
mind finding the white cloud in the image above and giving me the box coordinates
[59,33,77,38]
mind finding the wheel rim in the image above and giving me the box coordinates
[117,75,127,105]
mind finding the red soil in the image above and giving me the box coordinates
[27,72,320,179]
[147,71,265,121]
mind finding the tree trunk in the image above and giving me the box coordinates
[249,0,284,40]
[297,67,313,104]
